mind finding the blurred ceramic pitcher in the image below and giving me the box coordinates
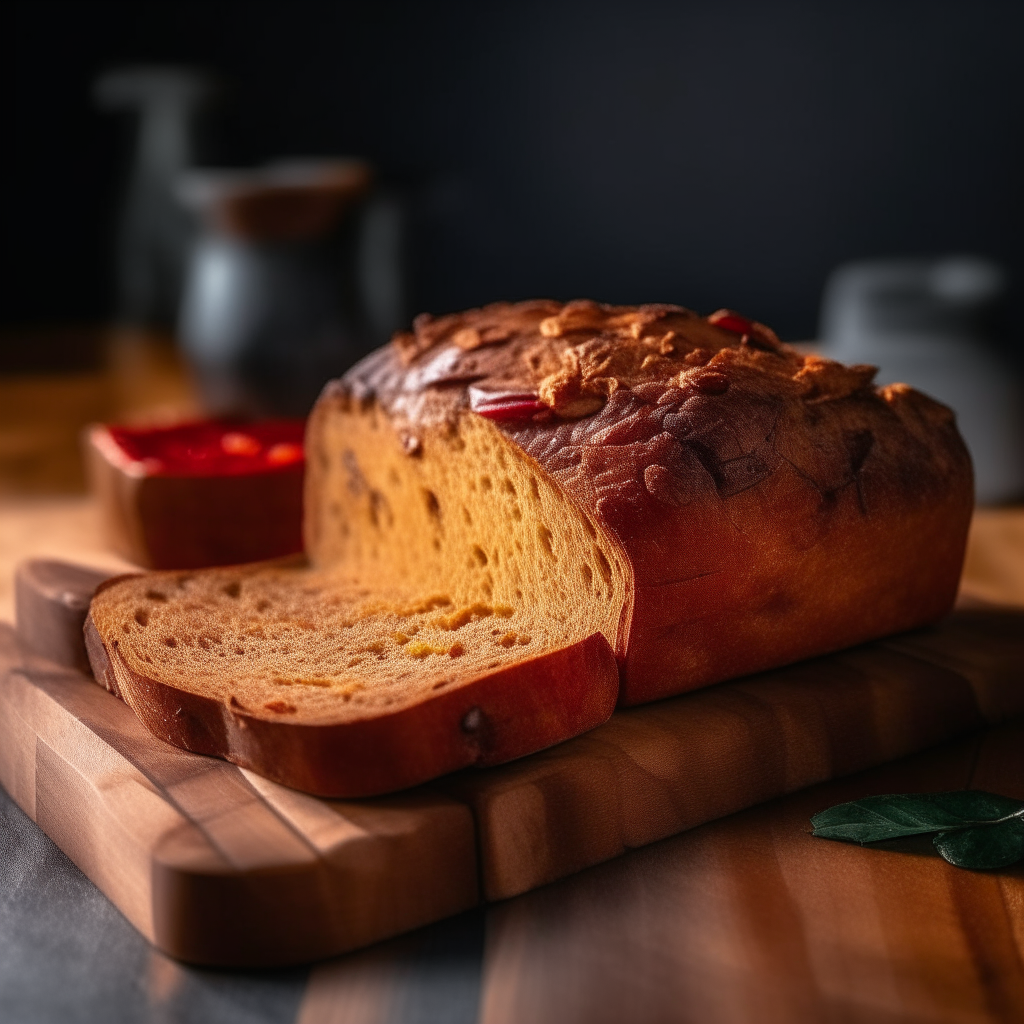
[178,159,403,417]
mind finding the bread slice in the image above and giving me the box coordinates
[87,298,973,796]
[85,561,618,796]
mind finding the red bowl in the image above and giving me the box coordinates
[86,419,306,569]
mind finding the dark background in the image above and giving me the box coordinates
[4,0,1024,341]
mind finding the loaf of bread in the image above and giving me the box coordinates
[87,299,972,795]
[310,299,973,704]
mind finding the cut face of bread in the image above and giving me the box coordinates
[306,404,631,657]
[92,564,599,718]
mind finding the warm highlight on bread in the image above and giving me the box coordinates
[87,299,973,795]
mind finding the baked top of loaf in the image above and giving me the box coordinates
[345,298,889,427]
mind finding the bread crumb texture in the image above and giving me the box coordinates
[92,564,568,724]
[307,403,626,641]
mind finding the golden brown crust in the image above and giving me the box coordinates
[339,298,974,703]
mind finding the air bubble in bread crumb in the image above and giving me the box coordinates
[538,525,555,559]
[134,609,149,626]
[407,641,447,658]
[422,489,442,520]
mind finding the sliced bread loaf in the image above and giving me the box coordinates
[86,298,973,795]
[309,299,973,704]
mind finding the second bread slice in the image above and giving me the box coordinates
[85,562,618,796]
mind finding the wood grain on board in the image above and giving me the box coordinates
[446,611,1023,900]
[476,720,1024,1024]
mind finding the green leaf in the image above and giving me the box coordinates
[811,791,1024,869]
[934,819,1024,870]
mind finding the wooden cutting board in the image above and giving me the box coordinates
[1,605,1022,968]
